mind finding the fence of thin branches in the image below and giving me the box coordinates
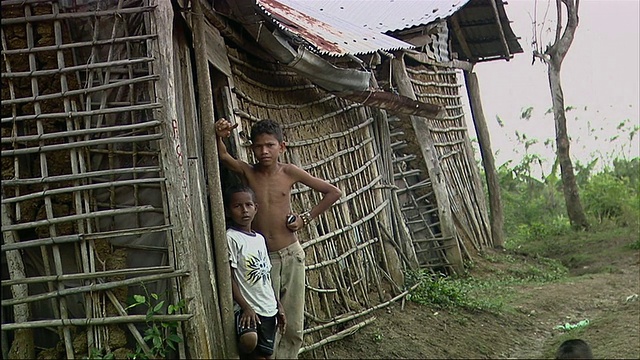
[1,1,189,358]
[405,61,492,255]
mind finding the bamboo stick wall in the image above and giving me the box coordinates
[403,61,492,257]
[1,1,190,358]
[375,57,492,270]
[386,113,454,270]
[225,46,411,357]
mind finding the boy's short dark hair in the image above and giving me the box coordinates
[555,339,593,359]
[223,184,256,209]
[250,119,284,143]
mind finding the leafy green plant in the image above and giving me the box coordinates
[406,271,487,312]
[372,328,384,343]
[582,172,638,226]
[125,292,185,359]
[612,157,639,190]
[513,216,572,244]
[88,347,114,360]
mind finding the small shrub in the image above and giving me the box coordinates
[511,215,572,244]
[371,329,384,343]
[406,271,485,312]
[582,172,639,225]
[88,348,114,360]
[126,292,185,360]
[627,239,640,250]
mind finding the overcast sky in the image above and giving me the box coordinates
[468,0,639,175]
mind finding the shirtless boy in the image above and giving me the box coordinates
[215,118,342,359]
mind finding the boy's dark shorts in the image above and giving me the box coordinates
[235,310,277,356]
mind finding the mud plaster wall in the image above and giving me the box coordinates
[2,2,165,358]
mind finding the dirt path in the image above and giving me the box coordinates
[310,235,640,359]
[506,262,639,358]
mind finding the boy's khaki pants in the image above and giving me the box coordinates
[269,241,306,359]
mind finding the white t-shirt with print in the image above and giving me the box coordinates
[227,227,278,317]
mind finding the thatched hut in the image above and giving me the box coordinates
[1,0,520,358]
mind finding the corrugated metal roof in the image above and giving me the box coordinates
[277,0,470,33]
[276,0,523,61]
[256,0,416,56]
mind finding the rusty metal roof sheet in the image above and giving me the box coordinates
[277,0,470,33]
[256,0,416,56]
[275,0,523,62]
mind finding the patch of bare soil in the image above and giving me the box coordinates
[318,235,640,359]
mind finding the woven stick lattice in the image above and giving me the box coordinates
[1,1,187,358]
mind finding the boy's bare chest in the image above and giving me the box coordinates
[248,172,295,204]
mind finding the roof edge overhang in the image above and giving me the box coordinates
[215,0,445,118]
[448,0,523,63]
[256,0,416,57]
[222,0,369,92]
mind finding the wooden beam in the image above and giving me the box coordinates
[404,49,474,71]
[449,13,474,62]
[488,0,513,59]
[2,202,35,359]
[191,0,238,358]
[334,90,444,119]
[464,71,504,248]
[151,1,220,358]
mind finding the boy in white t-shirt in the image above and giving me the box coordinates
[225,185,286,359]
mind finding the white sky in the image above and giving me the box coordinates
[467,0,640,175]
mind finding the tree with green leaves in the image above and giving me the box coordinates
[532,0,589,230]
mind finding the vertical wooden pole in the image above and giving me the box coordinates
[191,0,238,358]
[391,55,464,273]
[464,71,505,248]
[1,202,34,359]
[151,1,220,358]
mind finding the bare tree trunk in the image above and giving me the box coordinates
[548,62,589,230]
[537,0,589,230]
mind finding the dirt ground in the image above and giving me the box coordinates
[312,233,640,359]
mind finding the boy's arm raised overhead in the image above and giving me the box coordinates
[215,118,251,175]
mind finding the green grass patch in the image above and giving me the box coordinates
[506,227,638,272]
[405,251,567,314]
[406,224,635,317]
[405,271,486,312]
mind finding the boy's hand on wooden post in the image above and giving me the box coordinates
[215,118,238,138]
[277,307,287,333]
